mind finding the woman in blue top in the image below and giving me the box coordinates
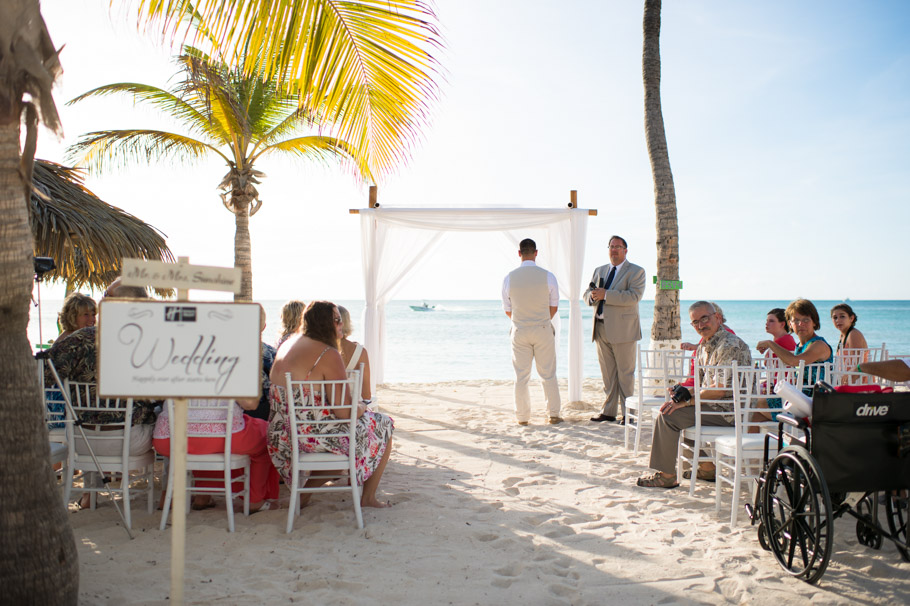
[753,298,834,422]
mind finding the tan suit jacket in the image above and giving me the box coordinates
[582,261,646,343]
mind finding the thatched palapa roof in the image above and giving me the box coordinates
[29,160,174,294]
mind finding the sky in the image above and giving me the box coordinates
[34,0,910,302]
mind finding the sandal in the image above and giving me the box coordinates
[251,501,280,514]
[682,468,716,482]
[636,472,679,488]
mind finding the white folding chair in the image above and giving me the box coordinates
[714,365,794,527]
[65,381,155,529]
[624,348,690,454]
[158,399,251,533]
[835,343,887,377]
[677,361,739,497]
[284,370,363,532]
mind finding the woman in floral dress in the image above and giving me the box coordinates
[268,301,394,508]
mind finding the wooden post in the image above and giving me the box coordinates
[569,190,577,208]
[369,186,378,208]
[170,256,189,606]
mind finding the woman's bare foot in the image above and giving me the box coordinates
[298,493,313,509]
[78,493,91,509]
[361,496,391,508]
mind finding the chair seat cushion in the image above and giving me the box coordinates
[626,395,665,409]
[681,426,734,439]
[715,434,766,455]
[186,453,251,470]
[49,442,68,464]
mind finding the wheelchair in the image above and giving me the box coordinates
[745,385,910,584]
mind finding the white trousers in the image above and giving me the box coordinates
[511,324,561,421]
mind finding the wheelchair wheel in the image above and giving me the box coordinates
[884,490,910,562]
[855,494,882,550]
[760,446,833,584]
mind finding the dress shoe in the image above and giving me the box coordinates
[548,416,564,425]
[590,414,616,423]
[517,421,529,426]
[617,418,626,426]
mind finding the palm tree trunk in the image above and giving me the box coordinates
[643,0,681,345]
[0,119,79,604]
[233,200,253,301]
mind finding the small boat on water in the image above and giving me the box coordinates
[410,301,436,312]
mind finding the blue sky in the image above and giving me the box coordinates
[35,0,910,301]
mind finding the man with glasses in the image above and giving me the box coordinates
[584,235,646,425]
[637,301,752,488]
[502,238,561,425]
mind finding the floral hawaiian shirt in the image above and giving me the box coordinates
[43,327,158,426]
[696,328,752,409]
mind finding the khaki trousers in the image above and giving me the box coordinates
[511,323,561,422]
[648,405,734,474]
[593,320,636,417]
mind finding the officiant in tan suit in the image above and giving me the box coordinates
[583,235,646,424]
[502,238,562,425]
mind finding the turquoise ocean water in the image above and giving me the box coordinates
[30,299,909,383]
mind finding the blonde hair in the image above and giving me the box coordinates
[280,300,305,340]
[58,293,96,332]
[338,305,353,338]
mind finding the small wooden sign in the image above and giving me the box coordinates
[121,258,241,294]
[97,300,261,398]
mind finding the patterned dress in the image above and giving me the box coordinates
[267,349,394,486]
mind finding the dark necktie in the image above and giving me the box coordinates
[597,266,616,316]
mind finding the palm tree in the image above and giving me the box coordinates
[643,0,681,346]
[67,47,361,301]
[0,2,442,601]
[0,3,79,603]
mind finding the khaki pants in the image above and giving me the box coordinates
[511,324,561,422]
[594,321,636,418]
[648,405,734,474]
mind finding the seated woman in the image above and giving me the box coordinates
[268,301,394,508]
[153,398,279,511]
[763,307,797,355]
[831,303,868,353]
[752,299,834,424]
[276,299,306,349]
[337,305,372,404]
[56,292,97,343]
[44,281,157,508]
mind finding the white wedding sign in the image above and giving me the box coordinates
[97,300,261,398]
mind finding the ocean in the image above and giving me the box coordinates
[28,299,910,383]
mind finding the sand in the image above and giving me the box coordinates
[71,379,910,605]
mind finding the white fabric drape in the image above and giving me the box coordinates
[360,208,590,402]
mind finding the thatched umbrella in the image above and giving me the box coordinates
[29,160,174,294]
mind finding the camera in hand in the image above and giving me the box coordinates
[670,384,692,404]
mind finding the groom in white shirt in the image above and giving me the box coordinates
[502,238,562,425]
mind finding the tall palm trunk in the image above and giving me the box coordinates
[233,201,253,301]
[643,0,681,345]
[0,119,79,603]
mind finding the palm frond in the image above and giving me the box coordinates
[256,135,356,168]
[30,159,174,295]
[66,82,227,142]
[133,0,444,179]
[66,130,224,173]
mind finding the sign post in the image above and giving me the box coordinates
[106,257,256,605]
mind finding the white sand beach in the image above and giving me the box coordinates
[72,379,910,605]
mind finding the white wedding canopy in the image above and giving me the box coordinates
[357,206,593,403]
